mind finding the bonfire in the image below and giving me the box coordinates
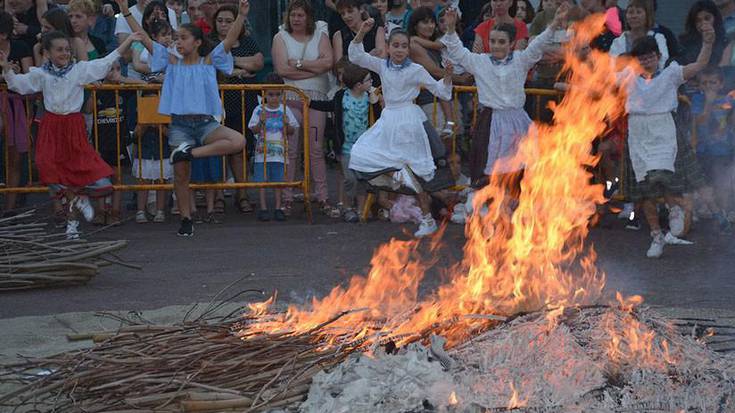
[1,15,734,413]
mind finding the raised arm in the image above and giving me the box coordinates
[441,9,481,74]
[78,32,142,83]
[348,18,384,73]
[0,51,43,95]
[518,2,568,68]
[683,23,714,80]
[115,0,154,53]
[222,0,249,53]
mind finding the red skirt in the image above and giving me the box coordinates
[36,112,113,187]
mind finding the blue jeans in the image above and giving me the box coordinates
[168,115,221,147]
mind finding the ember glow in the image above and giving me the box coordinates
[241,16,643,348]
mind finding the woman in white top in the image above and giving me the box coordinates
[271,0,335,216]
[609,0,668,70]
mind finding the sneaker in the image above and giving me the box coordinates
[135,210,148,224]
[450,204,467,224]
[66,220,80,240]
[625,212,641,231]
[646,231,665,258]
[617,202,634,219]
[170,143,194,164]
[378,208,390,221]
[664,231,694,245]
[153,210,166,223]
[177,218,194,236]
[274,209,287,221]
[603,179,620,199]
[73,196,95,222]
[343,208,359,223]
[414,213,438,237]
[257,209,271,222]
[668,205,685,237]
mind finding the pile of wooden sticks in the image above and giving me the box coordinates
[0,210,130,291]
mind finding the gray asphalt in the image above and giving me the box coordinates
[1,199,734,319]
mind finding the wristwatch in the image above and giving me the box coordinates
[296,59,303,70]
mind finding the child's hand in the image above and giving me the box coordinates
[701,23,715,45]
[444,8,458,31]
[102,4,115,17]
[259,110,267,123]
[551,2,570,29]
[360,18,375,34]
[239,0,250,17]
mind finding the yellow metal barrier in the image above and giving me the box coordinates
[0,83,313,221]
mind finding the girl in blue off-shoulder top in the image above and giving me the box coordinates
[116,0,249,237]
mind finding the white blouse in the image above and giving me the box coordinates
[610,31,669,71]
[441,29,553,111]
[622,63,684,115]
[348,42,452,108]
[4,51,121,115]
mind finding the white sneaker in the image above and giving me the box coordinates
[646,231,665,258]
[153,210,166,223]
[668,205,685,237]
[73,196,95,222]
[66,220,80,240]
[450,204,467,224]
[664,231,694,245]
[618,202,634,219]
[414,214,438,237]
[135,210,148,224]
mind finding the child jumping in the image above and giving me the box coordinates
[116,0,247,236]
[0,30,140,238]
[622,29,715,258]
[440,4,568,190]
[248,73,299,222]
[348,18,453,237]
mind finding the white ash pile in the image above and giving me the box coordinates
[302,306,735,413]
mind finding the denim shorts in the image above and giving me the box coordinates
[253,162,285,183]
[168,115,221,147]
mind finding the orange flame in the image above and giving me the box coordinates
[615,291,643,312]
[507,382,527,409]
[605,313,678,370]
[448,391,458,405]
[243,15,632,348]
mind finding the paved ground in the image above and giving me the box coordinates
[2,198,734,319]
